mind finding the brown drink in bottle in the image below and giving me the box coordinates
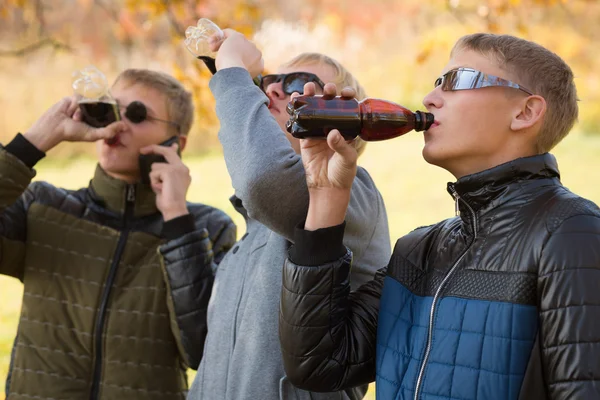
[286,96,434,141]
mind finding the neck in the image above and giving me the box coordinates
[104,170,139,184]
[451,150,538,180]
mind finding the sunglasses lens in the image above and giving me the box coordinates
[125,101,147,124]
[79,101,119,128]
[444,69,482,91]
[260,75,277,91]
[284,73,313,95]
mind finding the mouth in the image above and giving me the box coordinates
[427,120,440,131]
[268,103,279,113]
[267,95,280,113]
[104,134,123,147]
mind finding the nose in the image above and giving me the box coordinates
[266,80,285,100]
[118,105,129,122]
[422,85,443,111]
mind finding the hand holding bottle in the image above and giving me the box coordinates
[209,28,264,79]
[294,82,358,231]
[24,96,124,153]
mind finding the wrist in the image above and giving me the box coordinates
[23,129,60,153]
[216,57,247,72]
[161,205,189,222]
[305,188,351,231]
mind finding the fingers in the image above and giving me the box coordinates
[65,95,80,117]
[221,28,240,38]
[73,108,83,122]
[327,129,357,166]
[95,121,127,140]
[208,32,226,52]
[149,170,163,193]
[302,82,317,97]
[340,86,356,100]
[139,143,181,165]
[322,83,338,100]
[148,159,191,196]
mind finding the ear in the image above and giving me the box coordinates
[510,95,546,132]
[178,135,188,152]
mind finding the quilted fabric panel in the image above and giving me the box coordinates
[376,277,538,400]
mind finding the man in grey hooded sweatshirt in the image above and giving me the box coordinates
[186,29,391,400]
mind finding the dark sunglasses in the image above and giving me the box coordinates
[79,100,180,132]
[259,72,325,95]
[434,67,534,95]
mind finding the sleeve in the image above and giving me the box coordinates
[209,68,391,283]
[158,212,237,369]
[209,67,310,241]
[538,212,600,399]
[0,134,45,280]
[279,223,387,391]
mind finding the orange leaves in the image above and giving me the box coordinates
[125,0,168,16]
[416,47,432,65]
[0,0,26,20]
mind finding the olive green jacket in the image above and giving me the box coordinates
[0,143,236,400]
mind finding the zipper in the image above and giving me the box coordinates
[451,189,460,217]
[89,184,135,400]
[413,184,478,400]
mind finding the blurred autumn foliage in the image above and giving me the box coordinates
[0,0,599,157]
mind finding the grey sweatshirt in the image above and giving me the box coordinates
[187,68,391,400]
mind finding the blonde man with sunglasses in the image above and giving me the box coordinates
[280,34,600,400]
[185,31,391,400]
[0,69,236,399]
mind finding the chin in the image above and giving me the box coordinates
[99,159,138,178]
[422,144,446,168]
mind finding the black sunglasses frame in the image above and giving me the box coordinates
[79,100,180,133]
[259,72,326,95]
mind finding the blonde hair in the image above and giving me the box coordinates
[114,69,194,137]
[452,33,578,153]
[281,53,368,157]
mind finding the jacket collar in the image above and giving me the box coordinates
[447,153,560,226]
[89,164,159,218]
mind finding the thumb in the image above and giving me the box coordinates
[327,130,357,166]
[221,28,239,39]
[208,32,225,52]
[96,121,127,140]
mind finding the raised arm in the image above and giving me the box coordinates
[0,97,122,279]
[280,222,386,390]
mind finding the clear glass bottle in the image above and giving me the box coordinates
[72,65,120,129]
[184,18,262,86]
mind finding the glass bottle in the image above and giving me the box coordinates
[286,95,434,141]
[72,65,120,130]
[184,18,262,86]
[184,18,223,74]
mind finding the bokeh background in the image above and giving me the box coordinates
[1,0,599,398]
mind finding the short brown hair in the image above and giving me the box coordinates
[114,69,194,137]
[281,53,369,157]
[452,33,578,153]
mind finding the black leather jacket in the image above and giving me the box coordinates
[280,153,600,400]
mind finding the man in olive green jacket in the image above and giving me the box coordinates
[1,69,236,399]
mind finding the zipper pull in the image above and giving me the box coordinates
[126,184,136,203]
[449,185,460,217]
